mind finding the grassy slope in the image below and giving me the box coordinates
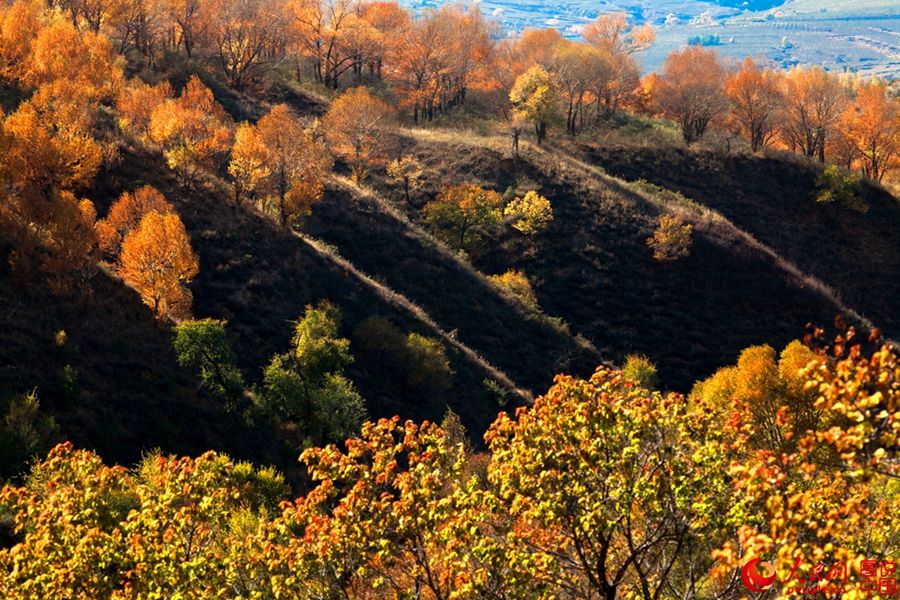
[574,143,900,337]
[303,177,603,395]
[365,130,862,391]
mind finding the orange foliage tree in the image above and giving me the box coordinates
[95,185,175,257]
[725,57,784,152]
[655,46,727,145]
[324,86,394,183]
[22,18,124,100]
[118,210,199,320]
[0,0,45,83]
[229,104,332,225]
[781,67,849,162]
[838,80,900,182]
[0,94,102,291]
[117,80,173,140]
[148,75,233,184]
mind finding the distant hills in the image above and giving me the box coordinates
[400,0,900,78]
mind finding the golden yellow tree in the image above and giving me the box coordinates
[119,211,199,320]
[0,96,102,291]
[229,104,332,225]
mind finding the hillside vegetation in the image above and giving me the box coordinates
[0,0,897,596]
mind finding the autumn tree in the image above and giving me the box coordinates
[389,5,494,123]
[359,1,410,79]
[423,183,505,252]
[289,0,359,88]
[163,0,207,59]
[0,96,102,291]
[119,211,199,320]
[489,269,538,307]
[509,65,560,146]
[582,12,655,56]
[655,46,727,144]
[0,0,45,83]
[148,75,233,184]
[838,80,900,181]
[204,0,280,87]
[711,334,899,596]
[503,190,553,234]
[548,41,599,135]
[781,66,848,162]
[486,367,733,598]
[229,104,332,225]
[582,12,651,118]
[324,86,394,183]
[725,57,784,152]
[386,155,424,204]
[22,18,124,101]
[117,80,173,141]
[647,213,693,261]
[95,185,174,257]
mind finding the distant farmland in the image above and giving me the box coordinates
[399,0,900,78]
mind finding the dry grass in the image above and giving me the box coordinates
[297,230,534,404]
[329,174,599,356]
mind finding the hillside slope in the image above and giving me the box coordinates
[365,130,870,391]
[575,143,900,337]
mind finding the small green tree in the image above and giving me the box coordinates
[259,302,365,444]
[814,165,868,213]
[387,156,424,204]
[623,354,659,390]
[0,391,59,481]
[174,319,245,410]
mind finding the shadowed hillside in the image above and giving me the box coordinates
[363,130,864,391]
[575,143,900,337]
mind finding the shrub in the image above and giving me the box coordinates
[0,390,59,480]
[503,191,553,234]
[353,317,453,398]
[622,354,659,390]
[405,333,453,395]
[646,214,693,261]
[814,165,868,213]
[489,269,538,307]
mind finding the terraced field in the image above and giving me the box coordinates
[400,0,900,77]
